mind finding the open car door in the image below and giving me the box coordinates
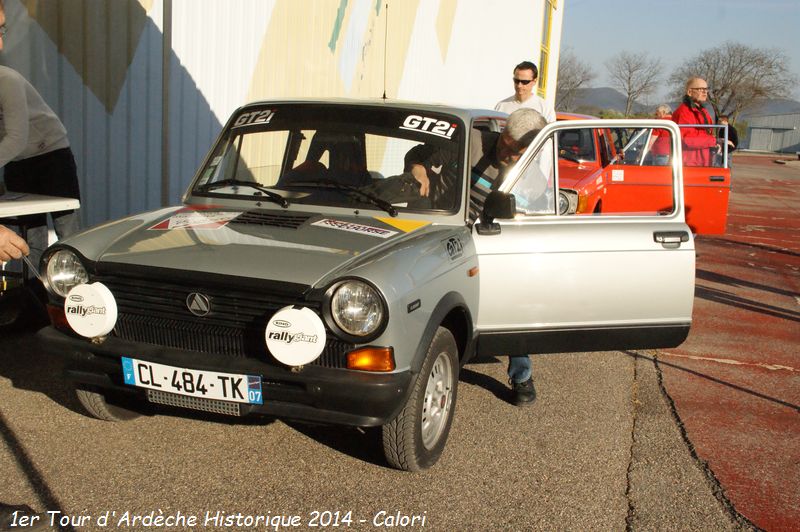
[473,120,695,357]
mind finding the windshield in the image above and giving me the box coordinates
[193,104,466,214]
[557,128,596,163]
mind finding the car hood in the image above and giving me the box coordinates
[66,206,435,287]
[558,162,601,188]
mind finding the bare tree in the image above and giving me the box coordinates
[669,42,797,122]
[605,52,662,117]
[555,47,596,112]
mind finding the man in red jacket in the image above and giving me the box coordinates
[671,77,719,167]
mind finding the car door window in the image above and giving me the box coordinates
[508,139,556,215]
[506,124,678,218]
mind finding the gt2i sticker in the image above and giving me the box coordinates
[400,115,457,139]
[265,307,327,366]
[444,236,463,260]
[234,109,275,128]
[149,211,240,230]
[312,218,398,239]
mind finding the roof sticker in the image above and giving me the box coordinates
[400,114,457,139]
[233,109,275,128]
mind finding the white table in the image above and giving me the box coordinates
[0,192,80,217]
[1,192,81,281]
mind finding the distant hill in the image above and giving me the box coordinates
[563,87,800,120]
[741,98,800,118]
[564,87,651,115]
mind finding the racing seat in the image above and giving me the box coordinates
[309,131,371,187]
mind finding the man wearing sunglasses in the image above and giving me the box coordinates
[671,76,719,167]
[494,61,556,124]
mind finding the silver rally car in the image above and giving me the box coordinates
[39,100,695,471]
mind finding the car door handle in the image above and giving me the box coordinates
[654,231,690,248]
[709,175,725,182]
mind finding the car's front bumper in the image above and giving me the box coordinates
[38,326,412,427]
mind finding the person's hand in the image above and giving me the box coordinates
[410,164,430,197]
[727,140,735,148]
[0,225,30,262]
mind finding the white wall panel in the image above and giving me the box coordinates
[168,0,276,200]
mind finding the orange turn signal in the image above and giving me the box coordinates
[347,347,395,372]
[47,304,70,332]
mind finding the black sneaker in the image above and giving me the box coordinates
[510,377,536,406]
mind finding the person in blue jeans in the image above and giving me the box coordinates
[406,108,546,405]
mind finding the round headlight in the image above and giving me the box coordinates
[330,280,385,337]
[558,191,570,215]
[45,249,89,298]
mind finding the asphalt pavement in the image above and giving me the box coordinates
[660,153,800,532]
[1,153,794,531]
[0,335,741,531]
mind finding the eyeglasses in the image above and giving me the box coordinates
[690,87,709,92]
[0,25,6,37]
[513,78,534,85]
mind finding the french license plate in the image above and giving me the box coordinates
[121,357,263,405]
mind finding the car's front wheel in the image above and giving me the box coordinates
[382,326,458,471]
[75,386,141,422]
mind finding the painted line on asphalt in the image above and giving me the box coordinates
[660,352,798,373]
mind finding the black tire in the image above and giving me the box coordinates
[75,386,141,422]
[382,327,458,471]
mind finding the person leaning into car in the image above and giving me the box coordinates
[407,108,548,406]
[494,60,556,124]
[0,0,81,270]
[671,77,718,167]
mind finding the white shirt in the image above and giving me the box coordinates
[0,65,69,168]
[494,93,556,123]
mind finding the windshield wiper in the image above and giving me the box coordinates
[197,179,289,208]
[287,179,398,217]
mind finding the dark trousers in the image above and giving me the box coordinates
[4,146,81,228]
[4,147,82,264]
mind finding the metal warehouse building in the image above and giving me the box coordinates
[743,113,800,154]
[1,0,563,228]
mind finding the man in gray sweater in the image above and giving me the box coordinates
[0,0,81,269]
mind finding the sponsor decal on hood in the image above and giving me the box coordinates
[149,210,240,230]
[311,218,398,238]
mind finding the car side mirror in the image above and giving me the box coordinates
[476,191,515,235]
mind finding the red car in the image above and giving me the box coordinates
[556,112,731,234]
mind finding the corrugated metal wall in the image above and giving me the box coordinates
[3,0,165,228]
[3,0,562,228]
[744,114,800,153]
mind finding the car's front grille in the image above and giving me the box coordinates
[147,389,241,416]
[93,270,352,369]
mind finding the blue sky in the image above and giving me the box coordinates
[561,0,800,100]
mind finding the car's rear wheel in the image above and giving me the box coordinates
[382,327,458,471]
[75,386,141,422]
